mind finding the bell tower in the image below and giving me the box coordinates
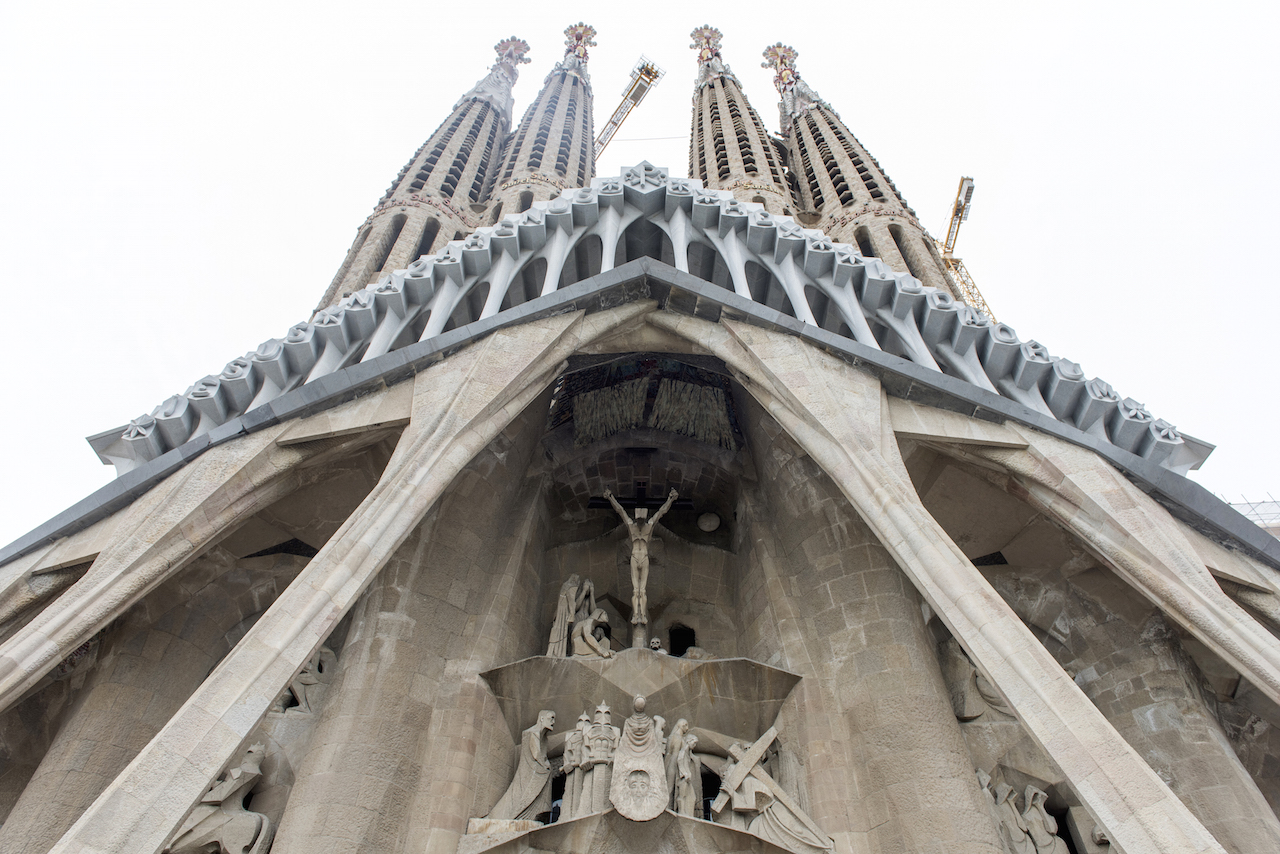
[762,43,957,296]
[316,37,530,312]
[493,23,598,217]
[687,26,790,215]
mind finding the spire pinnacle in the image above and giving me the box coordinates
[690,25,735,87]
[690,25,724,64]
[564,23,597,62]
[494,36,532,72]
[761,42,799,93]
[456,37,530,125]
[761,42,827,134]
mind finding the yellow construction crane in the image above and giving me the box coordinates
[936,176,996,321]
[594,57,665,160]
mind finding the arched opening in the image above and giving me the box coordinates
[371,214,408,277]
[889,225,925,283]
[615,219,675,268]
[669,623,696,657]
[745,261,795,318]
[489,202,504,225]
[518,191,534,213]
[558,236,603,290]
[700,766,722,821]
[854,226,876,259]
[412,218,440,264]
[500,258,548,313]
[687,242,734,291]
[752,195,766,205]
[442,282,491,333]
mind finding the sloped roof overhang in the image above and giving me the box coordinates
[4,258,1276,571]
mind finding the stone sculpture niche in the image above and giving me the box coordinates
[164,743,274,854]
[977,771,1073,854]
[270,645,337,714]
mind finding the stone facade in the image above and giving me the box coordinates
[2,26,1280,854]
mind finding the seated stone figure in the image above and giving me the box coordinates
[572,609,614,658]
[165,744,273,854]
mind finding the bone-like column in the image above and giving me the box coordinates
[0,423,308,714]
[0,550,305,854]
[734,411,1005,854]
[646,311,1228,854]
[44,303,652,854]
[970,433,1280,709]
[273,423,548,854]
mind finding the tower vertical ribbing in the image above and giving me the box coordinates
[315,38,530,312]
[493,24,597,217]
[688,27,790,215]
[762,44,957,297]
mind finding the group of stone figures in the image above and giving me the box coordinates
[162,645,337,854]
[547,575,615,658]
[483,696,832,854]
[546,489,679,657]
[978,770,1076,854]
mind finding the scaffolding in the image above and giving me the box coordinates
[594,57,665,160]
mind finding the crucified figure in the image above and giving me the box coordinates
[604,488,678,625]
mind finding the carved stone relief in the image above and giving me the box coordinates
[609,696,669,821]
[486,710,556,821]
[471,693,832,854]
[164,744,274,854]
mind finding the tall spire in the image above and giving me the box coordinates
[761,42,827,137]
[687,26,790,215]
[763,43,957,296]
[493,23,597,216]
[315,39,529,311]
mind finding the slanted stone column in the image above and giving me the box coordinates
[1074,614,1280,854]
[737,403,1004,854]
[272,411,547,854]
[0,550,305,854]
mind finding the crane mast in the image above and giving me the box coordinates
[594,57,665,160]
[936,176,996,321]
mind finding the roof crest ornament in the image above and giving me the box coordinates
[456,36,531,124]
[691,25,737,88]
[762,43,830,136]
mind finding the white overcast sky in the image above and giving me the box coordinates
[2,1,1278,549]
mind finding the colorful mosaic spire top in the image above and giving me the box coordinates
[762,42,799,93]
[493,36,532,69]
[564,23,597,61]
[690,25,724,65]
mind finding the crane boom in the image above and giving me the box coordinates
[594,57,665,160]
[936,176,996,321]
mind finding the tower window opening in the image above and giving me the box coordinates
[669,623,696,657]
[372,214,408,276]
[518,191,533,213]
[855,227,876,259]
[412,219,440,262]
[889,225,925,282]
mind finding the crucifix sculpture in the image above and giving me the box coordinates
[603,487,678,628]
